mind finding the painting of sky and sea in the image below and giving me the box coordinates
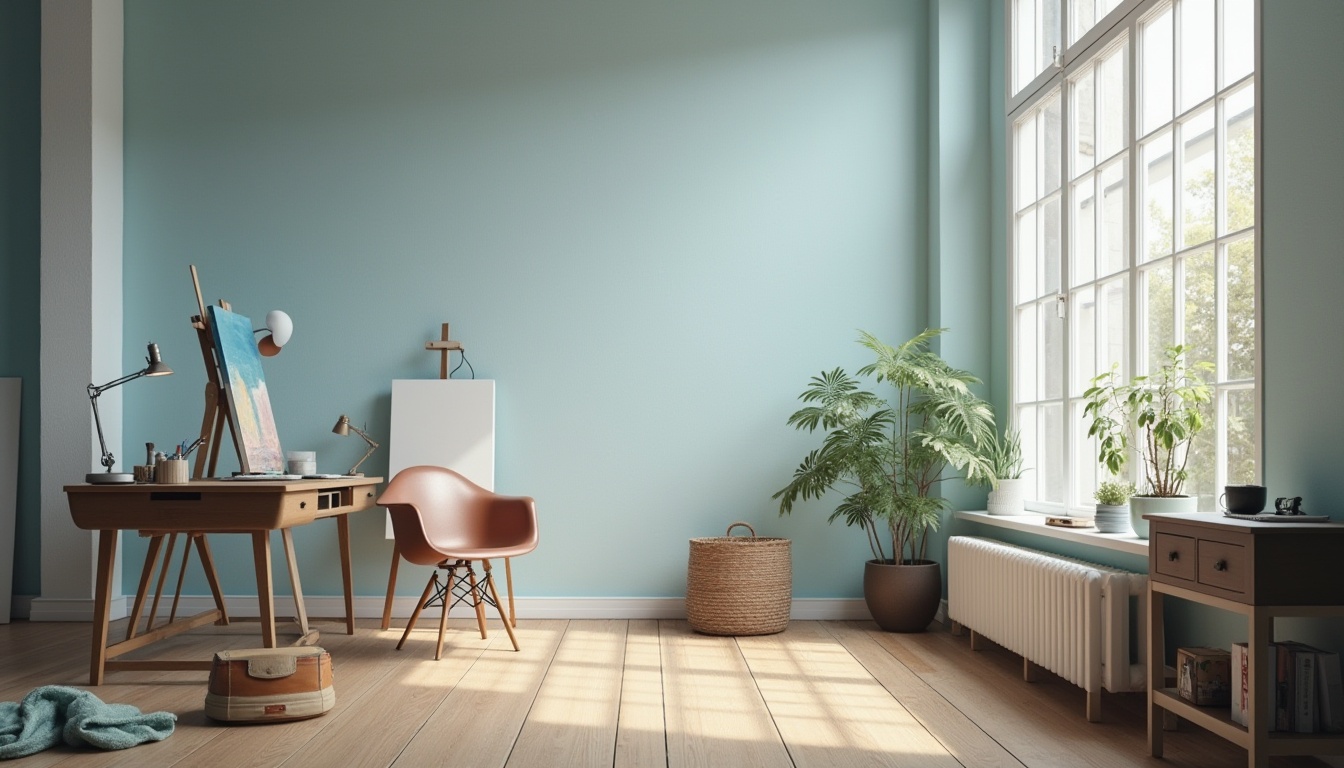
[208,305,284,474]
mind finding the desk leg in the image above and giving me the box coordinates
[145,534,178,632]
[90,529,118,685]
[382,543,400,631]
[194,534,230,625]
[1148,588,1164,758]
[337,515,354,635]
[251,531,277,648]
[126,534,165,641]
[280,529,310,637]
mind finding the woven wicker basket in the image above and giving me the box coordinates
[686,522,791,636]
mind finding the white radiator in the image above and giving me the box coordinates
[947,535,1147,722]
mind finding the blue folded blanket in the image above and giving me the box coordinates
[0,685,175,759]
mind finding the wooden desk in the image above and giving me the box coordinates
[1145,513,1344,768]
[65,476,382,684]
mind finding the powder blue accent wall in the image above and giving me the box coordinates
[1258,0,1344,649]
[119,0,963,599]
[0,0,42,599]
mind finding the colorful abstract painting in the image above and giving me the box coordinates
[208,305,284,473]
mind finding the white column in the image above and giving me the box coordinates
[35,0,125,621]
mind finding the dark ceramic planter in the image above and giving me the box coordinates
[862,559,941,633]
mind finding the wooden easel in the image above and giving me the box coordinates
[425,322,463,379]
[123,266,319,644]
[381,322,517,630]
[189,264,242,480]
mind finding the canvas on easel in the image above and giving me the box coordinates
[208,305,284,474]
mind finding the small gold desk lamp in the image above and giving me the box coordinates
[332,414,379,476]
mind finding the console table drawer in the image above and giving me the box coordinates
[1197,539,1247,594]
[1153,532,1196,581]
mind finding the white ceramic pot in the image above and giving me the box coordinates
[987,478,1027,515]
[1129,494,1200,538]
[1094,503,1131,534]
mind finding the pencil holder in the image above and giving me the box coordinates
[157,459,189,484]
[133,465,155,483]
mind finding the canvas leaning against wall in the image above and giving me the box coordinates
[208,305,284,474]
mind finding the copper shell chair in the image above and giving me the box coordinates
[377,466,538,659]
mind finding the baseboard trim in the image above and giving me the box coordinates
[26,596,128,623]
[12,594,946,625]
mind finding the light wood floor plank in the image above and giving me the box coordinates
[507,619,626,768]
[736,620,960,768]
[823,620,1025,768]
[614,619,667,768]
[277,621,497,768]
[661,620,792,768]
[393,620,569,768]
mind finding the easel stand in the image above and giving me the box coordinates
[118,266,329,651]
[381,323,517,630]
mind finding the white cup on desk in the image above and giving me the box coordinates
[287,451,316,475]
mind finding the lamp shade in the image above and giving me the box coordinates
[257,310,293,357]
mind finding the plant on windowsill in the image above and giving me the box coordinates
[773,328,997,632]
[1082,344,1213,538]
[1092,480,1136,534]
[982,427,1027,516]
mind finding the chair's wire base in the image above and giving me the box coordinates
[424,560,498,614]
[396,558,521,659]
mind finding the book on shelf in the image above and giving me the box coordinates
[1231,637,1344,732]
[1294,646,1317,733]
[1232,641,1277,730]
[1277,643,1292,731]
[1319,650,1344,733]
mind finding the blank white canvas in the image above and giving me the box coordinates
[0,379,20,623]
[385,379,495,538]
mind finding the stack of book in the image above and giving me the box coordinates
[1231,641,1344,732]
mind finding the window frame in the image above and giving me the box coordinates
[1005,0,1263,516]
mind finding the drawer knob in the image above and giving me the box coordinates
[1214,559,1227,572]
[300,501,307,509]
[1168,551,1179,562]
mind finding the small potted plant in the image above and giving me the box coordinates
[1093,480,1136,534]
[984,428,1027,515]
[1083,344,1213,538]
[774,328,997,632]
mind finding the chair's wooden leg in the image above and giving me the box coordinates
[194,534,229,625]
[168,533,195,623]
[435,565,456,661]
[469,562,488,639]
[126,534,165,641]
[398,573,436,651]
[483,560,520,651]
[504,556,516,628]
[382,543,400,631]
[146,534,179,632]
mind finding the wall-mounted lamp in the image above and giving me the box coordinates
[332,414,379,476]
[254,310,293,357]
[87,343,173,484]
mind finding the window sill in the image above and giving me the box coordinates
[954,510,1150,557]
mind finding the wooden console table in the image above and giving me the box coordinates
[65,476,382,684]
[1145,513,1344,768]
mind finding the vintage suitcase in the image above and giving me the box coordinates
[205,646,335,723]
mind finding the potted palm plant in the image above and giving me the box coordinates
[984,427,1026,515]
[773,329,997,632]
[1083,345,1213,538]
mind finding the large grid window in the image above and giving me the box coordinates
[1009,0,1258,514]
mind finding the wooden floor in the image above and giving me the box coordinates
[0,616,1334,767]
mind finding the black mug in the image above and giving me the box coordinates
[1220,484,1267,515]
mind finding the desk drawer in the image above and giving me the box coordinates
[1198,540,1248,594]
[1153,532,1196,581]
